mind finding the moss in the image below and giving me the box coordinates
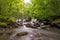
[18,23,23,26]
[0,17,16,29]
[54,19,60,23]
[0,22,7,26]
[26,24,33,28]
[0,22,7,28]
[16,32,28,37]
[26,24,38,28]
[7,17,16,25]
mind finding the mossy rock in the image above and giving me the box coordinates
[18,23,23,26]
[34,23,40,27]
[52,19,60,28]
[0,22,7,25]
[8,17,16,22]
[0,22,7,28]
[16,32,28,37]
[26,24,33,28]
[54,19,60,23]
[7,17,16,25]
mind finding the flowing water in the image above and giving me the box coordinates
[8,19,60,40]
[8,25,60,40]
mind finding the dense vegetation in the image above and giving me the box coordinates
[31,0,60,20]
[0,0,60,28]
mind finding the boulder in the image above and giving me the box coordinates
[16,32,28,37]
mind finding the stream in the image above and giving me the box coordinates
[8,19,60,40]
[9,25,60,40]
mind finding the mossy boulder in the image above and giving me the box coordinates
[0,22,7,28]
[7,17,16,25]
[50,19,60,28]
[16,32,28,37]
[18,23,23,26]
[0,17,18,28]
[7,17,17,28]
[26,24,33,28]
[54,19,60,23]
[34,23,40,27]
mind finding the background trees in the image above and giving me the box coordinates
[31,0,60,21]
[0,0,60,20]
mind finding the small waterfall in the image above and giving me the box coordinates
[22,25,28,31]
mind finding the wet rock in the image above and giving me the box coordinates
[26,24,33,28]
[18,23,23,26]
[0,32,3,35]
[50,22,60,28]
[0,23,7,28]
[6,32,13,36]
[16,32,28,37]
[34,22,40,27]
[16,19,22,23]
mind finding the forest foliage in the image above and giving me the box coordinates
[0,0,60,21]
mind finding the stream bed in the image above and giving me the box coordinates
[8,25,60,40]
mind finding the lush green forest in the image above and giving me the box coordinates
[0,0,60,28]
[0,0,60,19]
